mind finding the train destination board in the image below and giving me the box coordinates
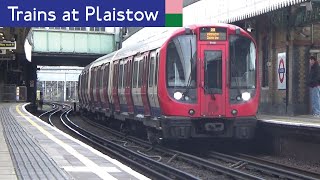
[199,27,227,41]
[0,41,16,50]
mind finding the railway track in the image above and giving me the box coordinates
[37,102,320,180]
[78,114,320,180]
[59,104,199,180]
[205,151,320,180]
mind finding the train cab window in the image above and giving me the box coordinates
[138,60,144,88]
[229,35,256,89]
[132,61,138,88]
[166,35,197,88]
[149,55,155,87]
[204,50,222,94]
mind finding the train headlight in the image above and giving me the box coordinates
[231,109,238,115]
[173,91,183,100]
[189,109,195,116]
[241,92,251,101]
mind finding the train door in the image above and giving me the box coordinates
[99,65,105,108]
[118,60,128,112]
[132,55,144,114]
[154,52,160,114]
[97,65,103,109]
[93,67,99,107]
[102,63,110,110]
[89,68,95,109]
[141,53,151,116]
[83,72,88,107]
[147,51,158,116]
[78,74,82,104]
[112,61,121,112]
[199,44,226,117]
[85,71,90,108]
[125,57,135,114]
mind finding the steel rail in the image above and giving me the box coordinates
[208,151,320,180]
[38,103,58,118]
[61,108,199,180]
[79,116,263,180]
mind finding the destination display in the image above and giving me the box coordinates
[0,41,16,50]
[199,27,227,41]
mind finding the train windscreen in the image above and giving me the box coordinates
[229,35,256,89]
[166,35,197,88]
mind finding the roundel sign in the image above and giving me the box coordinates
[278,58,285,83]
[277,53,286,90]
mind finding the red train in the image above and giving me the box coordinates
[78,24,260,143]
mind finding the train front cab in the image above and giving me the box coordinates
[159,25,259,140]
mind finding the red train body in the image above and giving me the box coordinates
[78,24,260,142]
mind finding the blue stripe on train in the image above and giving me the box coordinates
[151,107,161,117]
[120,104,129,113]
[134,106,145,115]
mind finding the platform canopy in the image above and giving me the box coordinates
[183,0,310,25]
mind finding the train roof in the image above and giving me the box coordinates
[82,23,242,73]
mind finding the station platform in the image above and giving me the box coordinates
[257,114,320,128]
[0,103,150,180]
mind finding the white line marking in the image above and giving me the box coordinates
[63,166,121,173]
[259,119,320,128]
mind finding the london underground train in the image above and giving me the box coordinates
[78,24,260,143]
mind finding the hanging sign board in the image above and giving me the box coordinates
[0,41,16,50]
[277,52,286,90]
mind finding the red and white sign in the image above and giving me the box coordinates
[277,52,286,90]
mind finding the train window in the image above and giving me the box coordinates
[99,67,103,88]
[229,35,256,89]
[126,61,131,87]
[100,68,102,88]
[113,64,118,88]
[155,53,159,86]
[118,64,123,89]
[104,64,109,89]
[101,67,104,88]
[95,69,99,89]
[138,60,144,87]
[149,55,155,87]
[91,69,95,90]
[132,61,138,88]
[100,67,103,88]
[123,63,128,88]
[166,35,197,88]
[204,50,222,94]
[94,69,97,90]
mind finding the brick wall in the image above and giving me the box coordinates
[255,12,315,115]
